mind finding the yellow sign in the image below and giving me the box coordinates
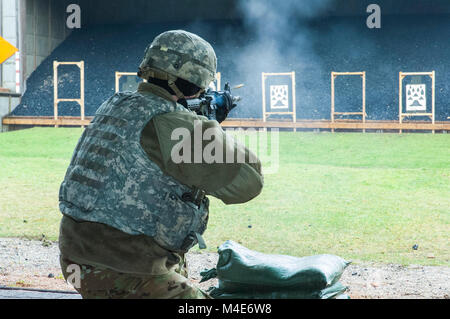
[0,36,18,64]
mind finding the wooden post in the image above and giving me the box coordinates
[216,72,221,91]
[262,72,266,123]
[115,72,120,93]
[291,71,297,132]
[399,72,403,134]
[53,61,58,128]
[362,71,366,133]
[80,61,85,128]
[432,70,435,134]
[331,72,335,133]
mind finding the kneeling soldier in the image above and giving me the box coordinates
[58,30,263,299]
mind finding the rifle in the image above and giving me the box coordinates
[186,83,243,123]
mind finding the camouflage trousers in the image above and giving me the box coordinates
[60,255,210,299]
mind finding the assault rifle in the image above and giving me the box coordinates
[186,83,243,123]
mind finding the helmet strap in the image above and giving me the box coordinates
[167,76,185,100]
[139,67,185,100]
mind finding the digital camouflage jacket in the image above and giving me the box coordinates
[59,82,263,275]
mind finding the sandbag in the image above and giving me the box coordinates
[200,240,350,299]
[209,282,348,299]
[202,240,350,291]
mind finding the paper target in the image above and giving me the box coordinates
[270,85,289,109]
[406,84,426,111]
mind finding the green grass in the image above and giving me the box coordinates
[0,128,449,266]
[0,128,82,241]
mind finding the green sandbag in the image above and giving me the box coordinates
[201,240,350,292]
[209,281,348,299]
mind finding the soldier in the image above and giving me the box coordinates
[58,30,264,299]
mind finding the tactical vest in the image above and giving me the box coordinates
[59,91,209,253]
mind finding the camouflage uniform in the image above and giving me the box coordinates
[60,255,210,299]
[58,30,263,299]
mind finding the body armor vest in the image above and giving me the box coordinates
[59,91,209,252]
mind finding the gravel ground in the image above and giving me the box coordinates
[0,238,449,299]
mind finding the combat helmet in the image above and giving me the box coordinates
[138,30,217,99]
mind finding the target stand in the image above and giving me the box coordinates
[399,71,435,134]
[262,72,296,131]
[115,72,144,93]
[331,71,366,133]
[53,61,85,128]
